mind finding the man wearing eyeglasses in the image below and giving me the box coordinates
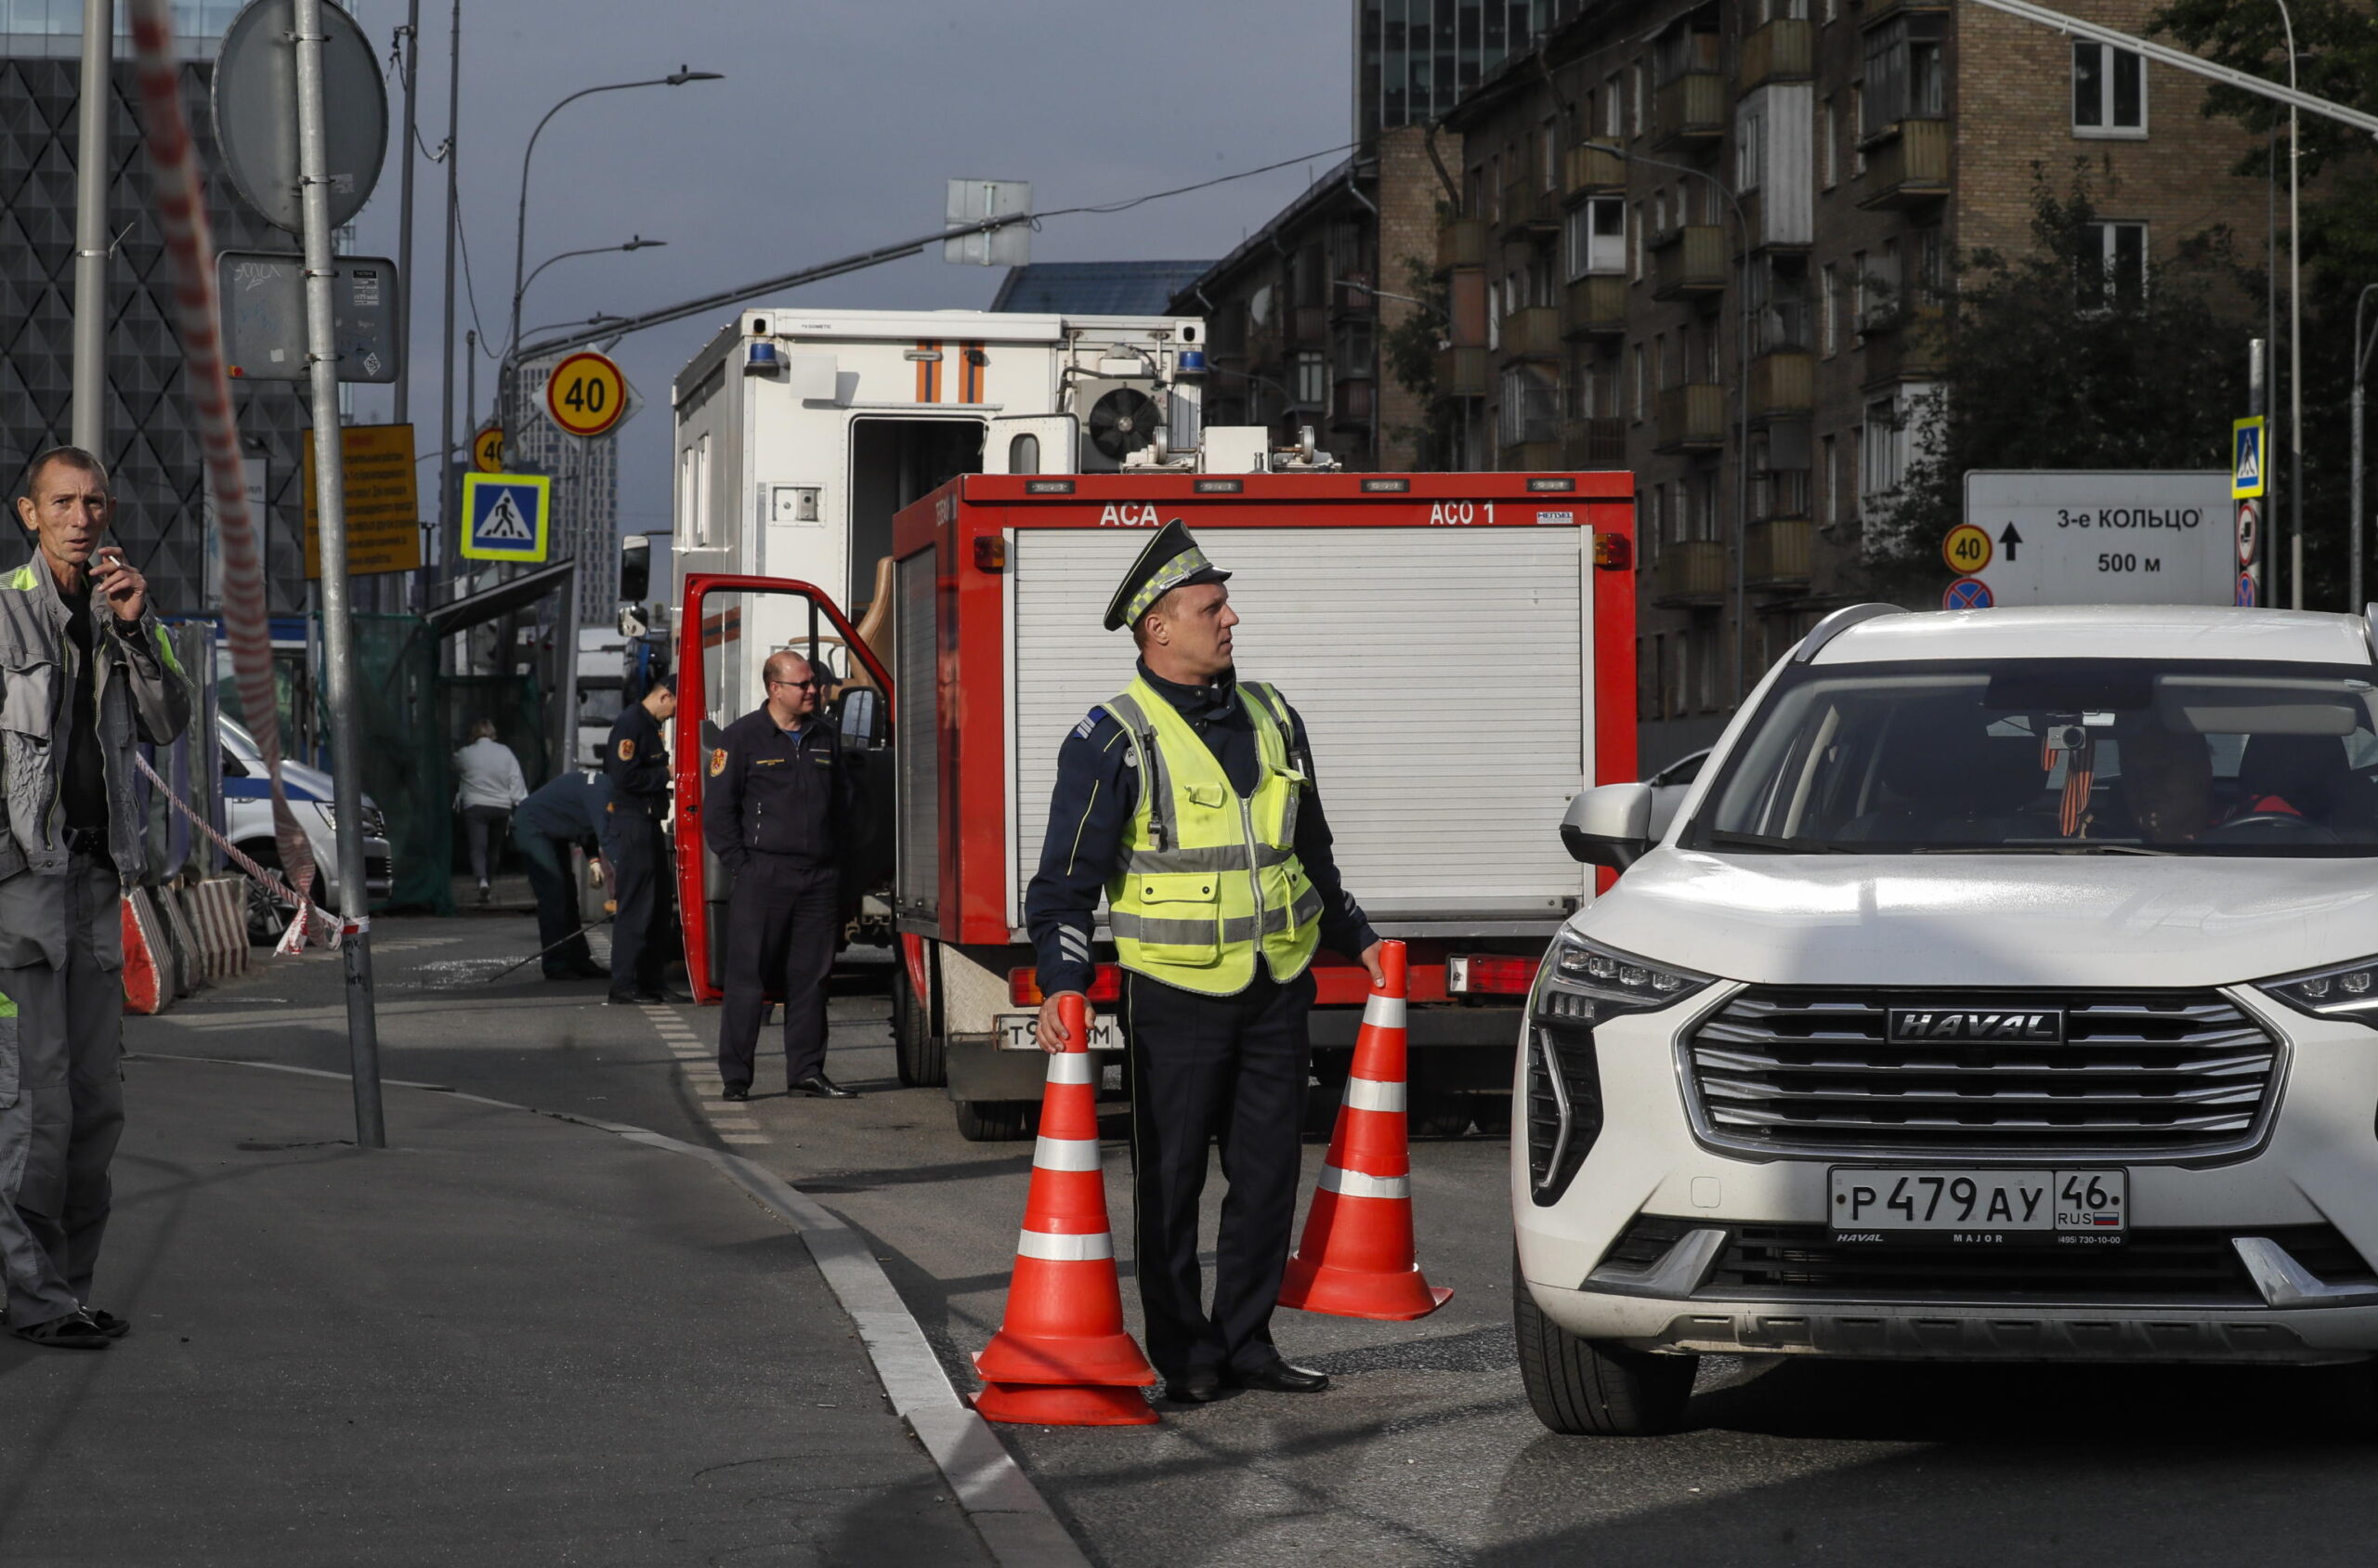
[704,650,858,1101]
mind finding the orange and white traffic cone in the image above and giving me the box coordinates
[973,994,1159,1426]
[1278,940,1451,1321]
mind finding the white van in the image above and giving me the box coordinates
[1518,604,2378,1434]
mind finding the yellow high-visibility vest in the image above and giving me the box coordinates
[1102,675,1323,995]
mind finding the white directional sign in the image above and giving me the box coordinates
[460,472,551,562]
[1961,472,2232,608]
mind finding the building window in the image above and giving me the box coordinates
[1632,61,1647,137]
[1849,86,1867,174]
[2073,41,2146,137]
[1862,17,1945,134]
[1603,73,1623,137]
[2080,221,2149,311]
[1631,344,1648,418]
[1631,203,1646,279]
[1564,198,1627,281]
[1540,117,1560,190]
[692,434,712,546]
[1821,97,1837,189]
[1737,96,1765,193]
[1861,387,1935,501]
[1820,263,1839,355]
[1819,433,1837,523]
[1294,351,1326,406]
[1465,164,1485,219]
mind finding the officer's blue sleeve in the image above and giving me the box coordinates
[1025,711,1136,998]
[1286,704,1380,961]
[703,724,747,874]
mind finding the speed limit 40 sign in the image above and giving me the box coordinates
[1941,523,1993,576]
[543,350,630,438]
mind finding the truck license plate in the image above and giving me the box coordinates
[1828,1168,2128,1241]
[996,1013,1123,1052]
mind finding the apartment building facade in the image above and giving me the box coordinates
[1430,0,2265,766]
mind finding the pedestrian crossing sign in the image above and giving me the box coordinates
[460,472,551,561]
[2232,416,2266,500]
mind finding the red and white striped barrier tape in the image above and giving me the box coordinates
[132,751,339,954]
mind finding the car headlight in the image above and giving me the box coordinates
[1534,934,1716,1024]
[2254,955,2378,1026]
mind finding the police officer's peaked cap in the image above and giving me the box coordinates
[1102,519,1231,632]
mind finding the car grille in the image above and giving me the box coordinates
[1684,987,2280,1158]
[1680,1221,2373,1305]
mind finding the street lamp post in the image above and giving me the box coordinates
[1581,141,1754,705]
[2264,0,2302,608]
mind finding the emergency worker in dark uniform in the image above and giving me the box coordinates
[704,650,856,1101]
[601,673,678,1004]
[1025,521,1383,1405]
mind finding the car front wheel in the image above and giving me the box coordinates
[1513,1251,1696,1436]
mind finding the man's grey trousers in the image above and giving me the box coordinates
[0,855,125,1329]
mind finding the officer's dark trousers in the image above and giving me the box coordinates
[0,855,124,1329]
[601,812,666,996]
[516,830,592,975]
[718,856,839,1090]
[1125,966,1314,1380]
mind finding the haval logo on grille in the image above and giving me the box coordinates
[1887,1008,2066,1043]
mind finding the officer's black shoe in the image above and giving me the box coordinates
[721,1083,750,1103]
[567,960,610,980]
[605,990,641,1006]
[1230,1358,1329,1394]
[10,1310,110,1351]
[634,987,688,1004]
[1163,1366,1224,1404]
[84,1308,131,1339]
[791,1074,857,1100]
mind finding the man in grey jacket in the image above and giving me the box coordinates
[0,447,189,1350]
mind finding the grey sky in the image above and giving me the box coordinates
[333,0,1352,554]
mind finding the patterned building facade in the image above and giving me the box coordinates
[1,10,308,616]
[511,352,621,627]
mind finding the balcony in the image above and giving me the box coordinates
[1650,225,1729,299]
[1331,277,1378,316]
[1749,350,1813,420]
[1653,72,1727,150]
[1864,0,1951,23]
[1437,217,1490,273]
[1744,516,1814,590]
[1737,19,1813,91]
[1498,304,1564,361]
[1561,416,1627,469]
[1740,188,1810,253]
[1563,144,1627,197]
[1562,274,1628,338]
[1857,119,1951,209]
[1863,309,1945,385]
[1434,344,1489,399]
[1653,539,1730,607]
[1500,179,1559,239]
[1654,383,1727,451]
[1287,304,1328,346]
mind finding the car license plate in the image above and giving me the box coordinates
[1829,1168,2128,1242]
[996,1013,1123,1052]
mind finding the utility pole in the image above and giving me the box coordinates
[70,0,111,454]
[294,0,385,1150]
[2251,337,2267,608]
[2354,297,2378,612]
[390,0,421,611]
[431,0,460,618]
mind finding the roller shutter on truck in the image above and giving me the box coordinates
[1008,527,1593,932]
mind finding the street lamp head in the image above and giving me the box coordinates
[666,67,725,85]
[621,236,666,252]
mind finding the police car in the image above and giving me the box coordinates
[219,716,392,940]
[1518,604,2378,1433]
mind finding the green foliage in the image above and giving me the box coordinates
[1379,254,1457,471]
[1876,169,2249,602]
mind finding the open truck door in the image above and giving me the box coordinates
[672,573,895,1003]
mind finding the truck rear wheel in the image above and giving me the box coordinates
[893,962,944,1087]
[1514,1252,1696,1436]
[954,1099,1038,1142]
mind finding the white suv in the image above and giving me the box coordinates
[1517,604,2378,1434]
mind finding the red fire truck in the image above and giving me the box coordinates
[674,471,1636,1140]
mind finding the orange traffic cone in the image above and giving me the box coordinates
[1278,941,1452,1321]
[973,994,1158,1426]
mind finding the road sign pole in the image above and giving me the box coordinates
[294,0,385,1150]
[70,0,110,454]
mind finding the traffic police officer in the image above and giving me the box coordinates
[1025,521,1382,1405]
[602,673,678,1004]
[704,650,857,1102]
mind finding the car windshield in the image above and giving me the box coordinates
[1685,659,2378,856]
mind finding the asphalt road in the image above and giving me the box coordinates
[137,909,2378,1568]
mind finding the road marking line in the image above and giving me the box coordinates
[711,1117,760,1130]
[720,1133,769,1145]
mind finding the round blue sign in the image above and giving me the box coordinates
[2237,570,2258,608]
[1943,577,1993,610]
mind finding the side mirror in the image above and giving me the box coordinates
[1561,783,1653,870]
[834,686,883,749]
[619,534,651,604]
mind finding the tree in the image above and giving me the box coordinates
[1872,169,2249,601]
